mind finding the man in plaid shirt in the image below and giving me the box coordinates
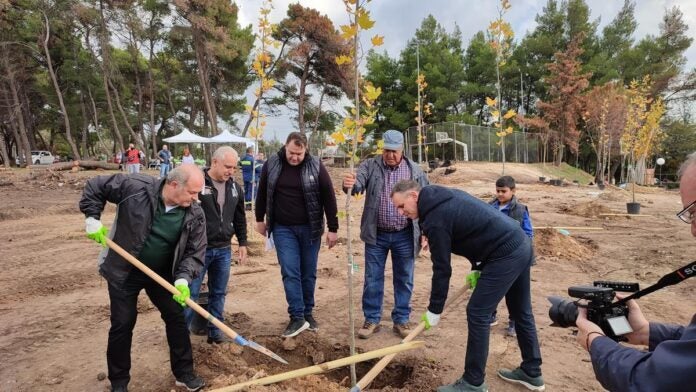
[343,130,429,339]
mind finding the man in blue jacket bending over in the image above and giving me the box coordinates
[575,152,696,392]
[391,180,544,392]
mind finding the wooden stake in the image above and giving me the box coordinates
[536,226,604,230]
[352,282,472,392]
[598,213,652,217]
[209,341,425,392]
[233,267,267,276]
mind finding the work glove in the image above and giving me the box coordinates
[85,217,108,248]
[421,311,441,330]
[172,279,190,307]
[466,270,481,291]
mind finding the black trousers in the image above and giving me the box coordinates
[106,270,194,387]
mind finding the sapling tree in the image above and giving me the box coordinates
[333,0,382,385]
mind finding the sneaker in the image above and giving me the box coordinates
[393,322,412,339]
[175,373,206,392]
[506,320,517,337]
[358,321,381,339]
[305,314,319,332]
[207,335,235,344]
[282,317,309,338]
[498,368,545,391]
[490,315,499,327]
[437,377,488,392]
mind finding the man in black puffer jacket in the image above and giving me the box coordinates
[391,180,544,392]
[185,146,247,344]
[255,132,339,338]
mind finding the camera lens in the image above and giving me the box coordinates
[548,296,579,328]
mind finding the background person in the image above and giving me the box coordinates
[255,132,338,338]
[79,164,207,392]
[575,152,696,392]
[158,144,172,178]
[125,143,141,174]
[240,147,255,210]
[182,147,195,165]
[185,147,248,344]
[391,180,544,392]
[342,129,429,339]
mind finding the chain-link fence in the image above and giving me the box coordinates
[404,122,544,164]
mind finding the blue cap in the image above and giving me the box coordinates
[382,130,404,150]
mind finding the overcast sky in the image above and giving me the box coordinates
[232,0,696,141]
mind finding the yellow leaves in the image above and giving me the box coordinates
[335,55,352,65]
[505,126,513,134]
[337,210,347,220]
[356,9,375,30]
[352,193,364,201]
[502,0,511,10]
[363,83,381,103]
[491,110,500,120]
[371,35,384,46]
[340,24,357,40]
[331,131,347,144]
[503,109,516,120]
[485,97,497,107]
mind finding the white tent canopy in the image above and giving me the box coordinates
[208,130,255,147]
[162,129,210,144]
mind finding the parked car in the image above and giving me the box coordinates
[31,151,54,165]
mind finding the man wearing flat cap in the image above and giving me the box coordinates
[342,130,429,339]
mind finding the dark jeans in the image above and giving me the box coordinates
[363,228,415,324]
[463,240,542,386]
[106,270,194,388]
[185,246,232,339]
[243,180,253,203]
[273,223,321,319]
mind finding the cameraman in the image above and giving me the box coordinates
[576,153,696,392]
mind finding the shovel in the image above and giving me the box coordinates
[105,238,288,365]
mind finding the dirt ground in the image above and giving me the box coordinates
[1,161,694,392]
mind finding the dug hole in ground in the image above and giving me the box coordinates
[0,162,693,391]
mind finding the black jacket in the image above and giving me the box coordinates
[255,147,338,240]
[79,174,206,287]
[418,185,526,314]
[199,169,247,248]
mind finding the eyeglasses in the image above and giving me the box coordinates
[677,200,696,223]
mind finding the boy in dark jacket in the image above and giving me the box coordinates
[488,175,534,337]
[391,181,544,392]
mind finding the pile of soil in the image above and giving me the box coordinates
[559,200,613,218]
[534,228,597,261]
[194,320,446,391]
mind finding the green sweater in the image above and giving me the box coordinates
[138,199,185,275]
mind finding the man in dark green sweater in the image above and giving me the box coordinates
[80,164,207,392]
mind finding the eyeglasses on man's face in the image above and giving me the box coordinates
[677,200,696,223]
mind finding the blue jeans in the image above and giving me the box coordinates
[463,240,542,386]
[159,163,170,178]
[363,228,414,325]
[185,246,231,340]
[273,224,321,319]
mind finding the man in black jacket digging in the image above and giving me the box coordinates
[80,164,207,392]
[390,180,544,392]
[185,146,248,343]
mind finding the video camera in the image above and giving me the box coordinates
[548,261,696,341]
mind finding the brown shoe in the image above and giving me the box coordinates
[393,322,412,338]
[358,321,381,339]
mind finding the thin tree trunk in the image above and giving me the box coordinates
[41,12,80,160]
[87,85,113,155]
[310,89,326,136]
[297,60,311,134]
[192,30,217,136]
[0,129,11,168]
[4,57,32,167]
[148,43,157,155]
[95,1,124,152]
